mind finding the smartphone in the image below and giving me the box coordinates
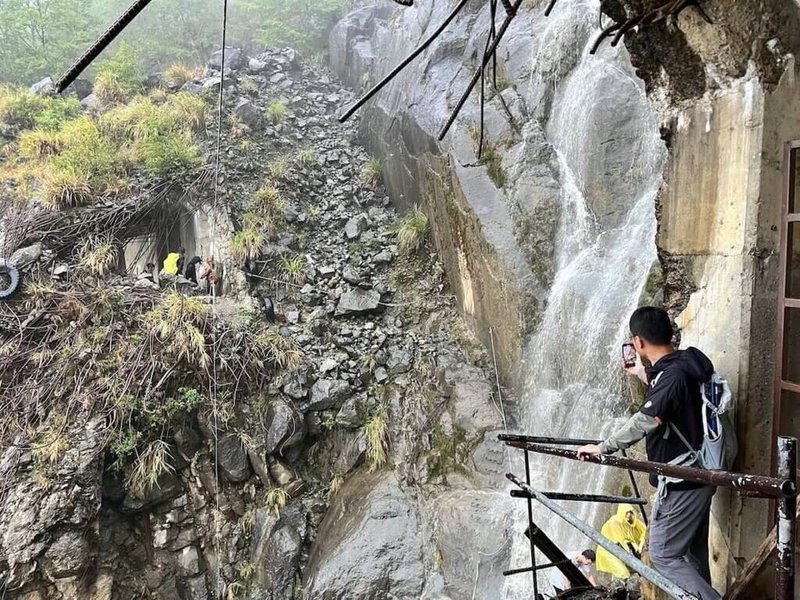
[622,343,637,368]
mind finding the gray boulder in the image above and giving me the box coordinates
[29,77,54,96]
[208,47,244,71]
[265,400,305,455]
[250,509,303,600]
[177,545,203,576]
[180,81,204,95]
[304,471,425,599]
[42,530,91,579]
[248,58,268,73]
[80,93,101,111]
[335,289,381,316]
[178,573,208,600]
[305,379,352,411]
[10,242,42,266]
[426,491,513,598]
[342,265,361,285]
[344,214,369,240]
[217,434,251,482]
[386,346,412,374]
[234,98,262,128]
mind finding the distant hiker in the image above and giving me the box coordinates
[185,255,202,285]
[548,549,596,594]
[134,262,159,289]
[161,251,182,277]
[139,262,156,280]
[199,256,217,294]
[577,307,721,600]
[596,503,647,579]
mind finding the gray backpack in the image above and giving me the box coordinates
[669,372,738,471]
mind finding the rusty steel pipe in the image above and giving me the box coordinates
[776,436,797,600]
[506,441,796,498]
[55,0,157,93]
[499,433,601,446]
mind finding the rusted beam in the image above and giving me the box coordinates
[506,441,796,498]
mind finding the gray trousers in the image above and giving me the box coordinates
[649,485,721,600]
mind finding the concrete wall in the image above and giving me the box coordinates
[658,59,800,593]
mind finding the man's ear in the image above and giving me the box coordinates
[633,335,645,353]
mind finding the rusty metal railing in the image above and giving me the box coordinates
[500,433,798,600]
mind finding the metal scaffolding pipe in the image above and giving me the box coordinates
[506,441,796,498]
[55,0,157,93]
[498,433,602,446]
[511,489,647,505]
[776,436,797,600]
[503,560,570,577]
[338,0,470,123]
[507,473,699,600]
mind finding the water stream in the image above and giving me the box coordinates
[504,2,666,596]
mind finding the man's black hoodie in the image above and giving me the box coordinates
[639,347,714,487]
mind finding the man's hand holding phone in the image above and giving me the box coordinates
[622,343,647,383]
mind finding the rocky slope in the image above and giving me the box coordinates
[0,47,517,599]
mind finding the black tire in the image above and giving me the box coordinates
[0,259,22,300]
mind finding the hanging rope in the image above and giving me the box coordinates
[210,0,229,598]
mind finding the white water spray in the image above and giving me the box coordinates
[503,3,665,597]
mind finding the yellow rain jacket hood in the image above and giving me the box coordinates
[162,252,181,276]
[596,503,647,579]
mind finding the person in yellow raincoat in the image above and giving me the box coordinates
[596,503,647,579]
[161,252,181,277]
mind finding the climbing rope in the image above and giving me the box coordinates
[210,0,230,597]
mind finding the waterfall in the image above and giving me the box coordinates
[503,2,666,596]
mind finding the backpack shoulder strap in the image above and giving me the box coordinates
[669,421,697,454]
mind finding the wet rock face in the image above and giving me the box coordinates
[304,472,425,599]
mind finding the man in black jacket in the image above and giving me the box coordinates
[577,307,721,600]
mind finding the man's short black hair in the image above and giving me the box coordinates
[630,306,673,345]
[581,549,596,563]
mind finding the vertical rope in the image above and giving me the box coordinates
[210,1,229,598]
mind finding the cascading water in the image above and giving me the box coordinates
[503,1,666,597]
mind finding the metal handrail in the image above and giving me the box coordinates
[502,435,798,600]
[506,440,796,498]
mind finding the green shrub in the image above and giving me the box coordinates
[93,43,142,104]
[281,255,307,285]
[294,149,316,168]
[230,228,265,262]
[34,97,81,131]
[76,234,119,277]
[41,167,92,209]
[165,63,193,88]
[253,184,285,219]
[267,158,290,180]
[138,130,202,177]
[360,158,382,186]
[365,405,389,471]
[395,205,429,255]
[267,101,288,124]
[0,87,47,128]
